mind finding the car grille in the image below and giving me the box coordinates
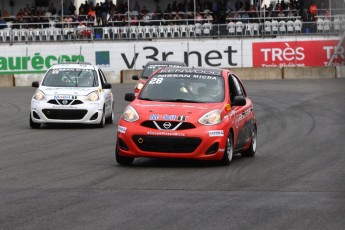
[132,135,201,153]
[47,99,84,105]
[42,109,87,120]
[140,121,195,130]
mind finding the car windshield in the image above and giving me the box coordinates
[138,71,225,103]
[141,64,184,79]
[42,68,98,87]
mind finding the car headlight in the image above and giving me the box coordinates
[198,109,222,125]
[122,105,139,122]
[85,91,100,101]
[33,89,46,101]
[137,82,144,90]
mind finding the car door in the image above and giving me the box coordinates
[229,74,253,150]
[98,69,112,115]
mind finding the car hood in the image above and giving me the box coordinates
[39,86,99,96]
[131,100,223,120]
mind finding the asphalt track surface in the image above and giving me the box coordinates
[0,79,345,230]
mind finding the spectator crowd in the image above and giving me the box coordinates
[0,0,343,29]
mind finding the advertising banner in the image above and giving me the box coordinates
[0,37,343,78]
[252,40,344,67]
[0,40,248,75]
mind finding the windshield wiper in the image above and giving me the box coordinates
[76,70,83,87]
[159,99,197,103]
[139,97,153,101]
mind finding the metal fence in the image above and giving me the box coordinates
[0,17,344,43]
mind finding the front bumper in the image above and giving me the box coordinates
[117,122,228,160]
[31,99,104,124]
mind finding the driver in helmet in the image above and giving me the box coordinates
[207,81,222,100]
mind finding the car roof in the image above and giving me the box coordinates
[145,61,186,66]
[49,62,96,70]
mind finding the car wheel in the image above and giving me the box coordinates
[105,103,114,124]
[30,114,41,129]
[241,126,257,158]
[115,143,134,166]
[97,107,106,128]
[220,131,233,166]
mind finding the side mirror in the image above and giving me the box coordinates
[32,81,39,88]
[125,93,136,102]
[103,82,112,89]
[231,96,246,106]
[132,75,139,80]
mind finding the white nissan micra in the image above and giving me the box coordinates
[30,62,114,129]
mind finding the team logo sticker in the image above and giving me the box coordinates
[149,114,187,121]
[209,130,224,137]
[118,126,127,133]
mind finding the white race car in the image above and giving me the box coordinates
[30,62,114,128]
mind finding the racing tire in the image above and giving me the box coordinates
[115,144,134,166]
[105,103,114,124]
[30,114,41,129]
[97,107,106,128]
[220,131,233,166]
[241,126,257,158]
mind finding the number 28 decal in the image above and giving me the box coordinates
[149,78,163,84]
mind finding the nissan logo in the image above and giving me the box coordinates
[163,122,172,129]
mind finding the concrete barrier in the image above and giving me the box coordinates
[0,75,14,87]
[121,70,142,83]
[14,74,44,86]
[1,66,343,87]
[283,66,336,79]
[230,67,283,80]
[336,66,345,78]
[103,70,121,84]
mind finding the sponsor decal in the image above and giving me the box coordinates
[149,114,187,121]
[44,88,91,92]
[163,114,176,120]
[236,107,252,122]
[147,131,185,136]
[156,74,218,80]
[52,68,93,73]
[52,105,77,109]
[118,126,127,134]
[225,104,231,111]
[209,130,224,137]
[53,95,76,100]
[121,46,239,68]
[177,115,186,121]
[162,68,222,75]
[150,114,159,120]
[0,53,85,74]
[95,51,110,66]
[253,40,344,67]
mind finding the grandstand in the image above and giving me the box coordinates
[0,0,344,43]
[0,0,344,85]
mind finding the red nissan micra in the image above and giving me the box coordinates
[116,67,257,166]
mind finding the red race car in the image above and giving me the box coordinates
[116,67,257,166]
